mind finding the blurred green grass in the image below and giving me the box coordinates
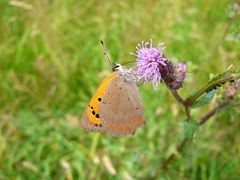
[0,0,239,179]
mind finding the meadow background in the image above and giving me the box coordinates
[0,0,239,179]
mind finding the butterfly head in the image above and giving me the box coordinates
[112,63,137,83]
[112,63,122,72]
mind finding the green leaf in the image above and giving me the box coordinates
[208,68,232,83]
[184,119,200,138]
[191,89,216,108]
[187,68,239,99]
[232,72,240,79]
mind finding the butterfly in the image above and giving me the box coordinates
[80,43,145,136]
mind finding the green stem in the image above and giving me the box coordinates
[185,106,191,120]
[170,90,186,105]
[170,90,191,120]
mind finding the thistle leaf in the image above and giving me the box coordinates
[183,119,200,138]
[192,89,216,108]
[186,68,239,106]
[208,68,232,83]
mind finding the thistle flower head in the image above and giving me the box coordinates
[132,39,187,90]
[131,39,167,87]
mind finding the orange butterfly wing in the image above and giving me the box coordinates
[80,72,117,132]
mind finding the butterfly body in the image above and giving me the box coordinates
[80,64,145,136]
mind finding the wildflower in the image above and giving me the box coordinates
[131,39,167,87]
[132,39,187,90]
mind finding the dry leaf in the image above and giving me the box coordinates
[9,0,33,10]
[65,115,79,127]
[155,107,164,116]
[22,161,37,172]
[102,155,116,175]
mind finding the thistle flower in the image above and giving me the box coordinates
[132,39,187,90]
[131,39,167,87]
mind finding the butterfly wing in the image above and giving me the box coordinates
[80,72,145,136]
[79,109,105,133]
[99,73,145,136]
[80,72,117,133]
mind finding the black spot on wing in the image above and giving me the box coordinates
[96,114,100,118]
[95,123,103,127]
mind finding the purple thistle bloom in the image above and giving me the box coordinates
[132,39,187,90]
[131,39,167,87]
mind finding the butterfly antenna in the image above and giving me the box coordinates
[100,40,113,67]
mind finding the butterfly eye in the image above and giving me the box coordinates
[114,65,119,69]
[112,64,120,71]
